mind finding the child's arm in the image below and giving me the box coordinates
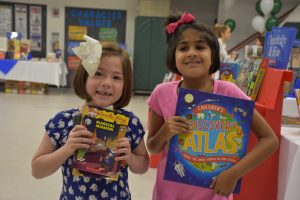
[146,109,191,154]
[31,125,94,179]
[211,109,279,197]
[115,137,149,174]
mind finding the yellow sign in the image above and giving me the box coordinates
[68,25,87,41]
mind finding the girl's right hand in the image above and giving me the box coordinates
[163,116,192,141]
[64,125,94,156]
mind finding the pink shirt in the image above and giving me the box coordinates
[147,80,250,200]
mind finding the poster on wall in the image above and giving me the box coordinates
[65,7,127,70]
[29,5,42,51]
[0,5,12,37]
[15,4,27,39]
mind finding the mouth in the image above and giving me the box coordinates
[184,60,202,65]
[96,90,112,96]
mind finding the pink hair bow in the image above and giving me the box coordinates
[166,12,196,34]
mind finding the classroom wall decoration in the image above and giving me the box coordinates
[0,1,46,58]
[65,7,127,70]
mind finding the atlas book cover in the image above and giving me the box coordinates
[164,88,255,194]
[72,105,129,180]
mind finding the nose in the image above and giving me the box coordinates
[101,78,111,88]
[187,47,197,58]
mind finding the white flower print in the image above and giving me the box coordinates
[83,176,90,183]
[64,175,68,184]
[138,129,143,134]
[75,196,83,200]
[132,134,136,140]
[120,180,124,188]
[79,185,87,193]
[135,138,141,145]
[66,168,70,176]
[54,132,60,140]
[62,136,67,143]
[73,175,80,182]
[68,186,74,195]
[68,120,74,127]
[105,179,113,184]
[132,118,138,125]
[90,183,98,191]
[63,112,71,117]
[120,191,127,198]
[58,120,65,128]
[127,127,132,132]
[113,184,117,192]
[101,189,108,198]
[49,122,55,128]
[110,197,117,200]
[63,185,67,192]
[89,195,97,200]
[68,159,72,165]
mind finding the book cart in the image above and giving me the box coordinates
[234,66,293,200]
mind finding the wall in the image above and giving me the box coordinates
[0,0,138,58]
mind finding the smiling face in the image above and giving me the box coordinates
[86,55,124,108]
[175,28,212,80]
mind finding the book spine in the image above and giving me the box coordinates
[250,67,265,101]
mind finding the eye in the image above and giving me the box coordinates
[113,75,123,80]
[177,45,188,52]
[94,71,103,76]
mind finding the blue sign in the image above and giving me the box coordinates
[263,27,297,69]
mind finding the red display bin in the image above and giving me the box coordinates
[234,67,293,200]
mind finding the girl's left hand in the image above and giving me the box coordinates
[114,137,132,164]
[210,169,237,197]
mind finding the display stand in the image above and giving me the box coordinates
[234,66,293,200]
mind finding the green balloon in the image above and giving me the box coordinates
[225,18,236,32]
[271,1,282,16]
[255,0,264,16]
[266,16,279,31]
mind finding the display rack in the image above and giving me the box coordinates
[234,66,293,200]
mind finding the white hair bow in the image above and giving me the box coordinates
[72,35,102,76]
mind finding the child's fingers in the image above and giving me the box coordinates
[210,176,216,189]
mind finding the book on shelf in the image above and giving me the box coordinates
[219,62,241,83]
[164,88,255,194]
[72,105,129,181]
[295,89,300,118]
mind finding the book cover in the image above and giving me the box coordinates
[164,88,255,194]
[219,62,241,83]
[245,58,262,97]
[72,105,130,180]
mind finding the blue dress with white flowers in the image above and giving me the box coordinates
[45,108,145,200]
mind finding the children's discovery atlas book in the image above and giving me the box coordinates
[164,88,255,194]
[72,105,129,180]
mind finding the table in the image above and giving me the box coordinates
[278,126,300,200]
[0,60,68,87]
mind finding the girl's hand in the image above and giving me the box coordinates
[210,169,238,197]
[115,137,131,164]
[163,116,192,141]
[64,125,94,156]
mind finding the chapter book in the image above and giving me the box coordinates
[164,88,255,194]
[72,105,129,181]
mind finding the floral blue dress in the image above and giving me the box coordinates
[45,108,145,200]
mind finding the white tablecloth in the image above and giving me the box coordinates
[278,126,300,200]
[283,98,299,118]
[0,60,68,87]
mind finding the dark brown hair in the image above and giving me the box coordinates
[73,41,132,109]
[165,14,220,75]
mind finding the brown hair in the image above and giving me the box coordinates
[73,41,132,109]
[165,14,220,75]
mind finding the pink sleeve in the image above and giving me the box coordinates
[215,80,251,100]
[147,86,163,116]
